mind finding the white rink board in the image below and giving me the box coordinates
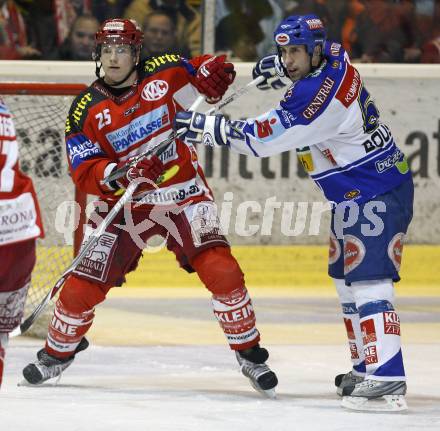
[1,61,439,244]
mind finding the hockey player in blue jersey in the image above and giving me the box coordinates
[173,15,414,411]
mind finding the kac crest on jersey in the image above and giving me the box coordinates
[141,80,169,101]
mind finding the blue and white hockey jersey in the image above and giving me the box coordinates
[226,42,411,204]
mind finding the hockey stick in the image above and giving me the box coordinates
[205,75,264,116]
[103,75,265,185]
[10,163,181,338]
[9,181,138,338]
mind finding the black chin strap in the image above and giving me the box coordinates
[95,60,102,79]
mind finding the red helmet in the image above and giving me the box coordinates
[95,18,143,47]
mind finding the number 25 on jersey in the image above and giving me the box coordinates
[96,109,112,130]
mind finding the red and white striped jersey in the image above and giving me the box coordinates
[65,54,215,207]
[0,98,43,246]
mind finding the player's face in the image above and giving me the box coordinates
[280,45,311,81]
[100,44,136,86]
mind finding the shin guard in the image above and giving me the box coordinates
[193,247,260,350]
[46,299,95,358]
[357,300,405,381]
[211,286,260,350]
[353,280,405,381]
[334,278,365,375]
[45,275,110,358]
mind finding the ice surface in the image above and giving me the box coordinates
[2,342,439,431]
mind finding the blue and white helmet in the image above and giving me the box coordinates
[274,15,326,55]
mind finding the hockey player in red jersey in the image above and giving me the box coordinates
[21,18,278,397]
[0,98,44,388]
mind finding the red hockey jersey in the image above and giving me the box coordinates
[0,98,43,245]
[65,54,214,208]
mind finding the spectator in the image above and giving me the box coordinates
[415,0,440,62]
[142,11,189,57]
[284,0,343,42]
[421,30,440,62]
[255,0,284,57]
[90,0,132,22]
[414,0,438,42]
[340,0,365,58]
[124,0,201,56]
[22,0,64,59]
[47,14,99,60]
[215,0,271,61]
[348,0,423,63]
[0,0,41,59]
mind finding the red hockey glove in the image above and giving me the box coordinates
[194,55,236,104]
[115,155,164,195]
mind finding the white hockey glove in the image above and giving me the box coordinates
[174,111,228,147]
[252,54,288,90]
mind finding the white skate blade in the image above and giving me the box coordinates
[17,379,33,387]
[260,387,277,400]
[249,380,277,399]
[17,378,48,387]
[341,394,408,412]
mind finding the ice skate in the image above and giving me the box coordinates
[335,370,364,396]
[22,338,89,385]
[341,379,408,411]
[235,345,278,399]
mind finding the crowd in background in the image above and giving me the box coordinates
[0,0,439,63]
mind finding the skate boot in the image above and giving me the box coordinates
[335,371,364,396]
[22,337,89,385]
[235,344,278,399]
[341,379,407,411]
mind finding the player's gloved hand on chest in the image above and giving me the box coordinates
[115,155,164,194]
[253,54,287,90]
[194,55,236,104]
[174,111,228,147]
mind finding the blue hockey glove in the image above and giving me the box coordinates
[252,54,287,90]
[174,111,228,147]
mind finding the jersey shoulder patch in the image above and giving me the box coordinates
[279,62,342,126]
[324,41,346,61]
[140,53,183,78]
[67,85,105,131]
[335,62,362,108]
[322,41,363,109]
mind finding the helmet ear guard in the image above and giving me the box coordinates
[92,45,101,62]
